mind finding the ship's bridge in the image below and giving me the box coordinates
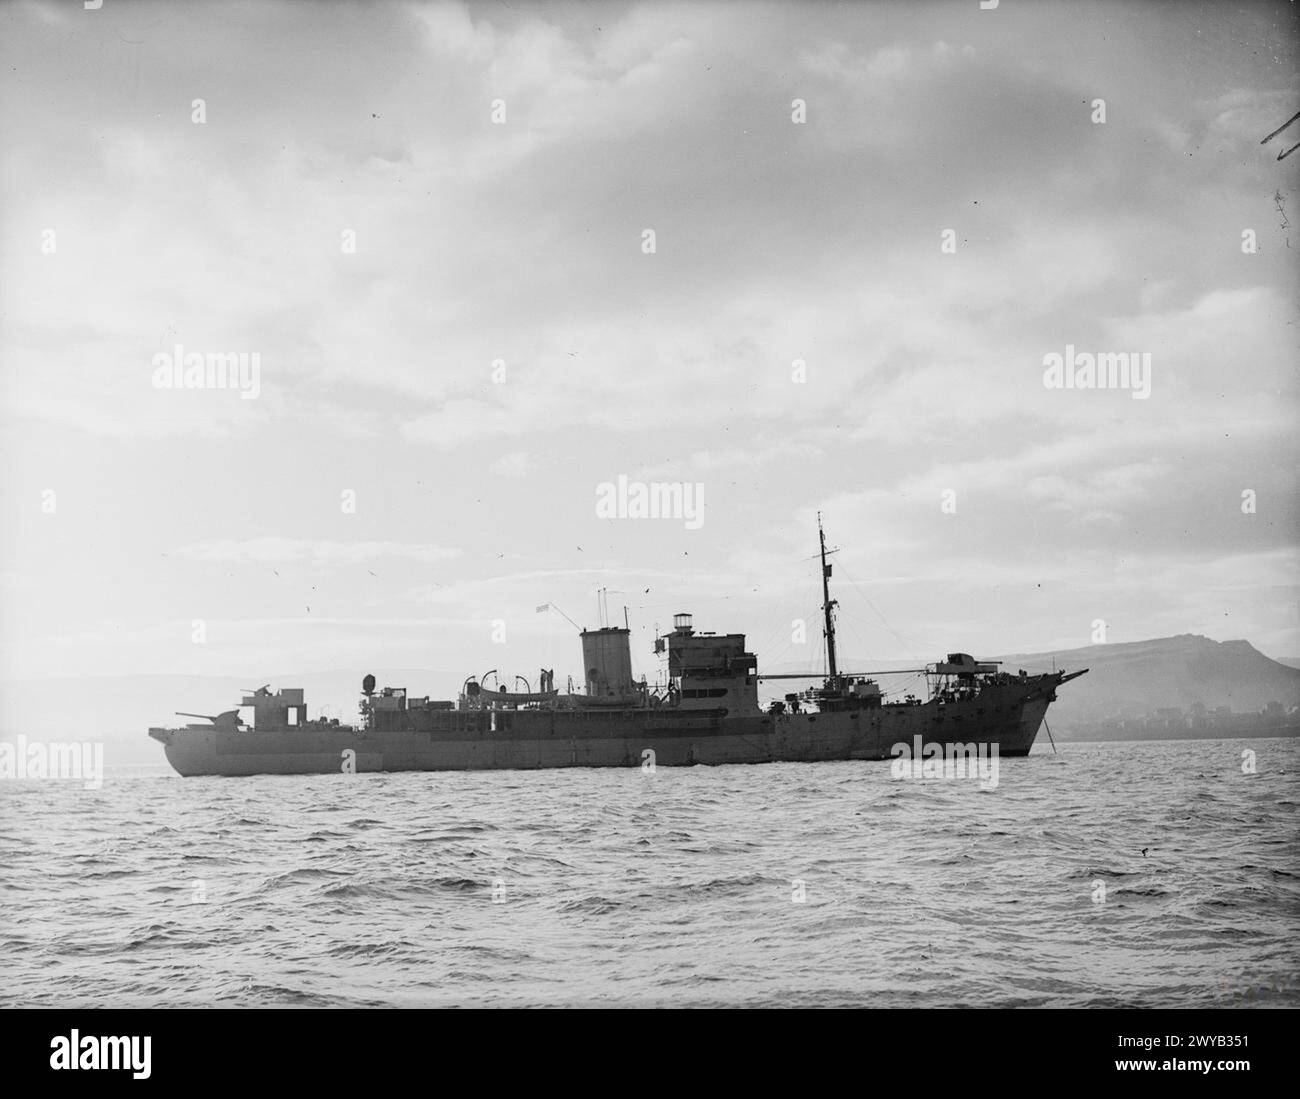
[655,612,760,715]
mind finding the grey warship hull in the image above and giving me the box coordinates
[149,675,1064,777]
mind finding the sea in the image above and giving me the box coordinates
[1,737,1297,1008]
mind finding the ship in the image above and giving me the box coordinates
[149,517,1087,776]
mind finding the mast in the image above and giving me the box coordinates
[818,512,839,680]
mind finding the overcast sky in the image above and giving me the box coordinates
[1,0,1296,692]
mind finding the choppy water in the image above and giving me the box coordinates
[1,738,1297,1007]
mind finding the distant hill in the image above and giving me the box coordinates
[994,634,1300,736]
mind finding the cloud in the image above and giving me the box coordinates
[489,451,539,477]
[0,0,1296,679]
[175,539,461,567]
